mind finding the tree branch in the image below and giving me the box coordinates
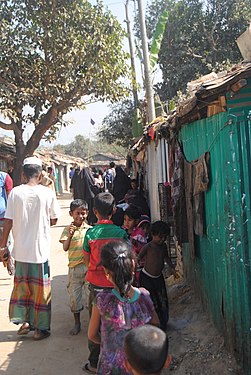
[0,120,16,131]
[0,76,51,100]
[25,101,70,154]
[186,47,203,59]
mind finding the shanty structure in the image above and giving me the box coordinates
[0,140,86,194]
[0,137,15,172]
[35,148,87,194]
[88,152,126,170]
[129,62,251,374]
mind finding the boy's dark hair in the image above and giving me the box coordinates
[47,167,53,173]
[151,220,170,236]
[109,162,115,168]
[130,178,138,185]
[100,240,134,297]
[70,199,88,212]
[93,192,115,218]
[125,325,169,374]
[23,164,42,179]
[124,204,141,220]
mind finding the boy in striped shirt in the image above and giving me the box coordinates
[60,199,91,335]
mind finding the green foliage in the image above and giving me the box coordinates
[53,135,127,159]
[137,0,251,101]
[0,0,131,182]
[62,135,89,159]
[97,99,135,148]
[149,10,169,72]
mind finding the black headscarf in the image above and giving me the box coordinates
[112,166,131,203]
[72,167,98,225]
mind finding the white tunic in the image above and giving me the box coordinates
[5,184,60,264]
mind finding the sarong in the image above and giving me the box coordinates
[139,271,169,331]
[9,261,51,330]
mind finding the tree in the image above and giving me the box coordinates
[98,99,135,148]
[0,0,130,184]
[136,0,251,101]
[57,135,89,160]
[53,135,127,160]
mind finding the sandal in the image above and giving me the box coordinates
[82,363,97,374]
[17,323,32,335]
[33,330,50,341]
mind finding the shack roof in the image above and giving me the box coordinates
[131,63,251,154]
[34,148,87,167]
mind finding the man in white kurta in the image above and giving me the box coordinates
[0,156,60,340]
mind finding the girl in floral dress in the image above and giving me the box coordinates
[88,240,159,375]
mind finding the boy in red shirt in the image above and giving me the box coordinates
[83,192,128,374]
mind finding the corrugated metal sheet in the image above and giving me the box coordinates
[179,79,251,374]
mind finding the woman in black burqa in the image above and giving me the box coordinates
[70,167,98,224]
[112,166,131,204]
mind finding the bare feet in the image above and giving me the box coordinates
[33,329,50,340]
[70,324,81,335]
[82,363,97,374]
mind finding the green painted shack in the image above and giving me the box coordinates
[129,64,251,373]
[176,64,251,374]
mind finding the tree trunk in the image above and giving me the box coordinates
[11,104,64,186]
[12,136,26,187]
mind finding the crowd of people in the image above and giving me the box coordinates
[70,162,150,225]
[0,157,177,375]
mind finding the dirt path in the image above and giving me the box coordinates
[164,281,243,375]
[0,194,89,375]
[0,194,244,375]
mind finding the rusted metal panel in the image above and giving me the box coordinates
[179,79,251,374]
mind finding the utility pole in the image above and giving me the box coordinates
[137,0,156,122]
[125,0,138,109]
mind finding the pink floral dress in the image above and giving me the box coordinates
[96,287,154,375]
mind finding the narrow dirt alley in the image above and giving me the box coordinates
[0,194,89,375]
[164,281,243,375]
[0,194,244,375]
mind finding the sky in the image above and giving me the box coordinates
[0,0,150,147]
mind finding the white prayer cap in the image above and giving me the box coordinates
[23,156,42,167]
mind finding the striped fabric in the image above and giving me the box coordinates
[60,223,91,268]
[9,261,51,331]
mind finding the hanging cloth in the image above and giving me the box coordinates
[184,152,210,259]
[171,142,188,245]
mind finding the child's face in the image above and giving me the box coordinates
[140,222,150,235]
[70,207,88,226]
[131,181,138,190]
[152,233,167,245]
[124,215,137,232]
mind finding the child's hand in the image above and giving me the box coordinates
[69,223,76,237]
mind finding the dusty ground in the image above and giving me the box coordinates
[0,194,244,375]
[164,281,243,375]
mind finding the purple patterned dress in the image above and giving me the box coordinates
[96,287,154,375]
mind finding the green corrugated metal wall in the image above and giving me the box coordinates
[179,79,251,374]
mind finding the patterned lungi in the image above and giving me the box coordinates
[9,260,51,330]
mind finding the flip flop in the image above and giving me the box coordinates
[17,324,32,335]
[33,330,50,341]
[82,363,97,374]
